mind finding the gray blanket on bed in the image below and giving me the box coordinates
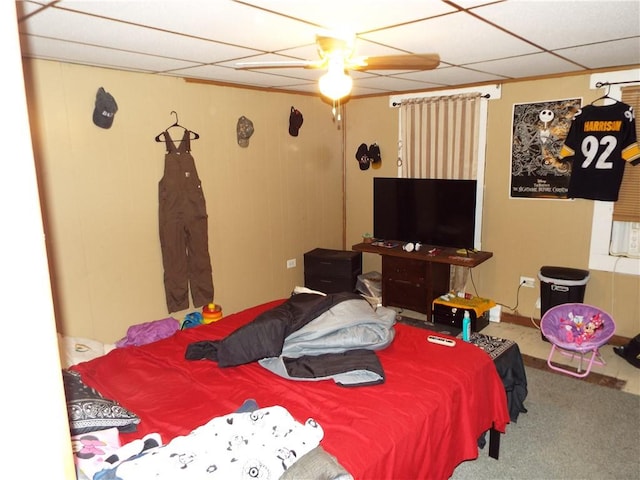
[259,295,396,386]
[185,292,396,386]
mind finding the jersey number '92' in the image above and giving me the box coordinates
[580,135,616,170]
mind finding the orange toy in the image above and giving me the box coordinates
[202,303,223,324]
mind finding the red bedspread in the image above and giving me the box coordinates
[73,300,509,480]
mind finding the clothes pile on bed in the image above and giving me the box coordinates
[185,291,397,386]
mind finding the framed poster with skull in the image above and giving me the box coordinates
[510,97,582,199]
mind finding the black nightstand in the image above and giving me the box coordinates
[304,248,362,294]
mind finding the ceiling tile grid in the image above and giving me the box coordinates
[16,0,640,97]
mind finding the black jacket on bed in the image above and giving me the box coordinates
[185,292,391,386]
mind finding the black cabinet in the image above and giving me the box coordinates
[304,248,362,294]
[432,300,490,332]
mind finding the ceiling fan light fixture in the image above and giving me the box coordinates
[319,68,353,101]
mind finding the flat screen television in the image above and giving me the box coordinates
[373,177,478,250]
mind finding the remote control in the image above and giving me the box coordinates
[427,335,456,347]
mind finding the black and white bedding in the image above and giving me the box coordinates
[92,405,333,480]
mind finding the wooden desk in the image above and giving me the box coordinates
[352,242,493,318]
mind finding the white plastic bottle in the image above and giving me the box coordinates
[462,311,471,341]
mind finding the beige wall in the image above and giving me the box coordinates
[25,59,344,343]
[25,59,639,342]
[346,73,639,338]
[344,96,398,270]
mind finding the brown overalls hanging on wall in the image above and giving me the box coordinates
[155,114,214,312]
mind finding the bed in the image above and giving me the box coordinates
[69,292,510,479]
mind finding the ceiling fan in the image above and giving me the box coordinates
[235,32,440,101]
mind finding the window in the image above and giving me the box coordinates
[589,71,640,276]
[390,84,500,251]
[609,85,640,258]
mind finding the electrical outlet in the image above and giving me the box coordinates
[286,258,296,269]
[535,297,541,309]
[520,276,535,288]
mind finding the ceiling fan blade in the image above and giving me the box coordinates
[350,53,440,71]
[235,59,325,70]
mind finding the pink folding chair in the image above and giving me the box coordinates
[540,303,616,378]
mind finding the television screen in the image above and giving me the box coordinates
[373,177,478,250]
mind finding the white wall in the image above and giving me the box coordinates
[1,3,74,478]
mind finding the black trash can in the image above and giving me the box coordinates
[538,266,590,341]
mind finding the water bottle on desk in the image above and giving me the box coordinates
[462,310,471,341]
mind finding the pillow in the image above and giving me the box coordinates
[63,369,140,436]
[58,333,116,368]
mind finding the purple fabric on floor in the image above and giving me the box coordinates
[116,317,180,348]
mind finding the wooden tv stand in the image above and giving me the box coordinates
[352,242,493,319]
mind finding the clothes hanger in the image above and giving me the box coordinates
[154,111,200,142]
[590,83,618,106]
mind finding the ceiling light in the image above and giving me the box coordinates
[318,55,353,101]
[319,70,352,100]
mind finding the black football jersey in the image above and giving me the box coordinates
[560,102,640,201]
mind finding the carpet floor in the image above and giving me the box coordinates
[521,353,627,391]
[451,365,640,479]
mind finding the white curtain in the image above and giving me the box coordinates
[399,93,482,293]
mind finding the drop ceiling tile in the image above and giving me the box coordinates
[456,0,504,7]
[474,1,640,50]
[361,10,541,65]
[240,0,456,33]
[228,50,319,68]
[349,39,417,58]
[556,38,640,70]
[280,84,322,95]
[19,36,198,73]
[469,52,585,79]
[169,64,316,89]
[398,66,508,87]
[276,38,408,65]
[55,0,316,52]
[19,7,260,64]
[348,86,393,97]
[15,0,48,17]
[356,75,441,93]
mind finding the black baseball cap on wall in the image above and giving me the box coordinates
[93,87,118,129]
